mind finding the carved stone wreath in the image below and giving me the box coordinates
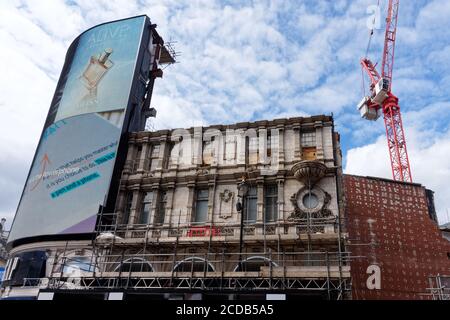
[220,189,233,203]
[288,186,333,220]
[196,168,210,176]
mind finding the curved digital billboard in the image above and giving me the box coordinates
[8,16,153,245]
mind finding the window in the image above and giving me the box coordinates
[193,189,209,224]
[264,185,278,222]
[122,193,133,225]
[303,193,319,209]
[116,258,153,273]
[267,131,272,157]
[150,145,160,171]
[244,187,257,224]
[301,131,316,147]
[234,257,276,272]
[139,192,153,224]
[62,257,96,275]
[154,191,167,225]
[173,258,214,272]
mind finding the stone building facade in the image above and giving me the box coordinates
[1,115,351,300]
[115,115,343,238]
[2,115,448,300]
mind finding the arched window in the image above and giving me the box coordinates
[115,258,153,273]
[173,257,215,272]
[233,256,278,272]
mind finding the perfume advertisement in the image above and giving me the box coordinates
[8,16,148,244]
[54,16,146,122]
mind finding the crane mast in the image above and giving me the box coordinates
[358,0,412,182]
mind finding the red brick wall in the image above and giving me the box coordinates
[343,175,450,300]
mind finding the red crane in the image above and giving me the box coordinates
[358,0,412,182]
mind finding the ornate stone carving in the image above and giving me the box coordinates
[288,186,333,221]
[196,168,210,176]
[219,189,235,219]
[291,161,327,186]
[220,189,233,203]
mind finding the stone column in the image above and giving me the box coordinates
[258,127,269,165]
[150,185,159,225]
[207,180,216,223]
[186,181,196,225]
[256,177,265,222]
[170,131,183,171]
[276,126,285,168]
[164,182,176,226]
[123,143,136,174]
[236,129,246,166]
[157,138,168,171]
[315,121,324,161]
[193,127,203,166]
[277,178,285,222]
[137,139,150,173]
[115,190,127,225]
[293,126,302,161]
[126,190,141,236]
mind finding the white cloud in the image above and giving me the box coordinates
[345,122,450,225]
[0,0,449,230]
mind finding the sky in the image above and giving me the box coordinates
[0,0,449,229]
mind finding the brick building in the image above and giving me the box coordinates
[344,175,450,300]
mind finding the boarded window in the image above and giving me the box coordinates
[303,147,317,161]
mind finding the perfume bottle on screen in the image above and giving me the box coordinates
[80,48,114,108]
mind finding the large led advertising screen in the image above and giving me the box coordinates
[8,16,149,244]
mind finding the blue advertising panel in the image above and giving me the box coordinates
[8,16,149,244]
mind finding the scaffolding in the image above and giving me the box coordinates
[14,206,351,300]
[428,275,450,300]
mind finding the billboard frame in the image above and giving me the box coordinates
[8,15,163,249]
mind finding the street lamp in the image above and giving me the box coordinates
[236,177,249,271]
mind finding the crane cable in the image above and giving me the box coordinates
[365,0,381,58]
[362,0,381,97]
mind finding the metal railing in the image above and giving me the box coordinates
[95,214,340,241]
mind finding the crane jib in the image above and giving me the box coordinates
[358,0,412,183]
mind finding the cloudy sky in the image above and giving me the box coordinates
[0,0,449,228]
